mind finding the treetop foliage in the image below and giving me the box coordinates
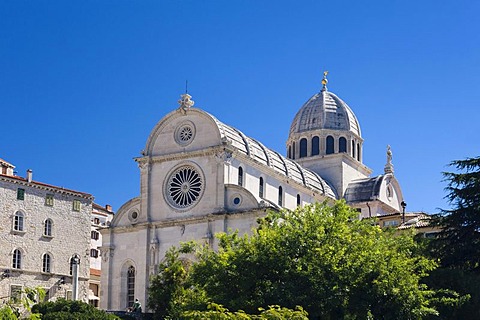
[149,200,446,319]
[436,156,480,271]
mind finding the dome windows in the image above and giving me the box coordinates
[326,136,334,154]
[311,136,320,156]
[339,137,347,153]
[299,138,307,158]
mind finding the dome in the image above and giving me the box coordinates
[289,89,361,138]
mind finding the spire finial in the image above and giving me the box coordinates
[384,145,394,174]
[321,70,329,91]
[178,92,194,112]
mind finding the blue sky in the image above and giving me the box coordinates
[1,1,479,214]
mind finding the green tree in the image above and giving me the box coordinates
[0,286,44,319]
[31,299,119,320]
[422,156,480,319]
[184,201,440,319]
[148,245,208,319]
[434,156,480,271]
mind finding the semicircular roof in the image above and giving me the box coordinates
[206,111,336,199]
[289,90,361,138]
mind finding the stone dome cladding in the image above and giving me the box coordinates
[289,90,361,137]
[208,113,336,199]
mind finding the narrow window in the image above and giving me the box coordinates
[288,145,291,158]
[12,249,21,269]
[72,200,81,212]
[357,143,361,161]
[42,254,51,273]
[297,194,301,206]
[91,231,99,240]
[69,257,74,275]
[352,140,356,158]
[17,188,25,200]
[311,136,320,156]
[45,194,54,206]
[44,219,52,237]
[326,136,334,154]
[127,266,135,308]
[299,138,307,158]
[90,249,98,258]
[259,177,264,198]
[339,137,347,153]
[94,218,100,225]
[238,167,243,187]
[10,285,22,303]
[292,142,296,160]
[278,186,283,206]
[14,211,24,231]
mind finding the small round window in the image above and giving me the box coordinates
[165,164,204,210]
[128,210,139,222]
[175,122,196,146]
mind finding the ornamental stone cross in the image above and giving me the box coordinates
[178,93,195,111]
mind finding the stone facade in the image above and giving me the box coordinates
[0,159,93,304]
[101,81,406,311]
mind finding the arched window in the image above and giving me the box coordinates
[14,211,24,231]
[259,177,264,198]
[339,137,347,153]
[311,136,320,156]
[352,140,356,158]
[12,249,21,269]
[278,186,283,207]
[42,253,51,273]
[299,138,307,158]
[297,194,301,206]
[127,266,135,308]
[44,219,52,236]
[326,136,334,154]
[238,167,243,187]
[357,143,361,161]
[292,142,296,160]
[288,145,291,158]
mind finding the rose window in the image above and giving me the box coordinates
[166,166,203,209]
[175,122,195,146]
[179,126,193,142]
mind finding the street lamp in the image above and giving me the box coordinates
[71,254,80,300]
[401,201,407,224]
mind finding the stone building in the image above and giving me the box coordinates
[89,203,114,307]
[100,75,405,311]
[0,158,92,303]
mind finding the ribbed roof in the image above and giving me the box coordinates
[209,113,336,199]
[289,90,361,137]
[344,175,385,203]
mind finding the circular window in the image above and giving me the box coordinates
[233,197,241,205]
[175,122,196,146]
[166,165,204,209]
[128,210,139,222]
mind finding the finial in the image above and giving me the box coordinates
[384,145,394,174]
[321,70,328,92]
[178,93,194,112]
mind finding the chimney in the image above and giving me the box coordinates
[26,169,33,183]
[105,204,112,212]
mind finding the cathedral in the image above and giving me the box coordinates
[99,74,404,310]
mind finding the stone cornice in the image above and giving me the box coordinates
[108,209,268,234]
[0,175,93,200]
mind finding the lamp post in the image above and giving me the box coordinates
[71,254,80,300]
[401,201,407,224]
